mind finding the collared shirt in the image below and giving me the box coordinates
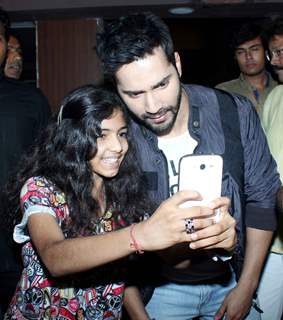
[216,72,277,115]
[262,85,283,254]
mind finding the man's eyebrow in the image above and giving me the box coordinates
[248,44,262,49]
[121,74,171,95]
[121,88,145,95]
[236,44,262,51]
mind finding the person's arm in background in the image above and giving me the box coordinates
[277,187,283,214]
[215,96,281,320]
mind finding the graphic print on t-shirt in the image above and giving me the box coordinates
[158,131,197,196]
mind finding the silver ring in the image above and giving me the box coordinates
[184,218,194,234]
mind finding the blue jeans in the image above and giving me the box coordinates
[146,272,261,320]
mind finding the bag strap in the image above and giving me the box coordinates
[215,89,244,187]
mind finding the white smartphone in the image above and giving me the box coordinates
[178,154,223,221]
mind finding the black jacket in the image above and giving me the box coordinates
[129,84,280,281]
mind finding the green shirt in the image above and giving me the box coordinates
[262,85,283,254]
[216,72,277,115]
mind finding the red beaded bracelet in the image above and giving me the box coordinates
[130,224,144,254]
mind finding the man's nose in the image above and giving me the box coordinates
[270,54,280,66]
[144,92,158,113]
[245,50,252,60]
[12,52,22,61]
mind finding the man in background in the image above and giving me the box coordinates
[265,17,283,83]
[0,9,51,317]
[216,22,277,114]
[4,32,22,79]
[256,17,283,320]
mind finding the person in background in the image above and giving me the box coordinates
[2,84,231,319]
[255,18,283,320]
[0,8,51,318]
[96,12,280,320]
[265,17,283,83]
[4,32,22,80]
[216,22,277,115]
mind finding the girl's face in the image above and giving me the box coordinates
[90,108,128,181]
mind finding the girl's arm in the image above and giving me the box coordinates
[28,212,136,277]
[28,191,235,277]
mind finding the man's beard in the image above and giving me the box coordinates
[141,83,182,135]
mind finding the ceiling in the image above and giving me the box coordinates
[1,0,283,22]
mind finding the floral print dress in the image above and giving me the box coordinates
[5,176,126,320]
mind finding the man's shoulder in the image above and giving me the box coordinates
[266,85,283,102]
[4,78,48,104]
[184,83,248,109]
[215,78,240,91]
[1,77,44,96]
[262,85,283,123]
[183,83,217,105]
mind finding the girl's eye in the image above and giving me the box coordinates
[119,131,128,138]
[98,133,106,139]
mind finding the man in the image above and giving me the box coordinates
[0,9,51,317]
[254,18,283,320]
[4,33,22,79]
[96,13,280,320]
[265,18,283,83]
[216,22,277,114]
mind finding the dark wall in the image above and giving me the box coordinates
[37,19,103,111]
[12,16,276,109]
[166,17,273,87]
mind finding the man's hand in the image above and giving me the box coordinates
[135,192,236,253]
[214,283,254,320]
[215,228,273,320]
[188,197,237,252]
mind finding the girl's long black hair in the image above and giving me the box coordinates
[2,85,153,236]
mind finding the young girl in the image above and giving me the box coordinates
[2,85,196,320]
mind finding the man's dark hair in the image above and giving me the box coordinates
[0,8,10,39]
[96,12,175,81]
[264,18,283,43]
[231,22,263,50]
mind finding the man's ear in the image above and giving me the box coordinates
[174,51,182,77]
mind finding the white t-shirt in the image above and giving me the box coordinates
[158,131,197,196]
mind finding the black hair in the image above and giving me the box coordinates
[231,22,264,50]
[0,8,10,39]
[264,18,283,43]
[2,85,153,237]
[96,12,175,81]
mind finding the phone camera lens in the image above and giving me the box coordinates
[200,164,206,170]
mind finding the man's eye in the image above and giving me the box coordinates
[159,81,167,88]
[128,92,140,98]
